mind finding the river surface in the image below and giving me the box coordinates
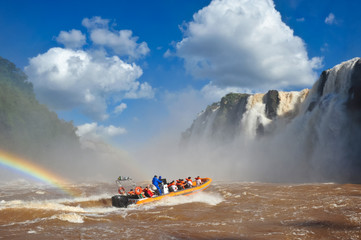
[1,180,361,239]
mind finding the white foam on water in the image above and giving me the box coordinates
[348,213,361,225]
[83,206,119,215]
[155,215,177,220]
[312,205,323,209]
[0,216,50,227]
[194,221,227,227]
[204,229,222,233]
[137,192,224,210]
[0,193,120,216]
[68,193,112,203]
[1,199,86,212]
[51,213,84,223]
[4,213,86,225]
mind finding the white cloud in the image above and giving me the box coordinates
[114,103,127,114]
[76,122,127,142]
[90,29,149,59]
[81,16,150,59]
[25,47,153,120]
[325,13,336,25]
[175,0,323,96]
[163,49,172,58]
[26,17,154,121]
[56,29,86,49]
[124,82,154,99]
[82,16,110,29]
[296,17,305,22]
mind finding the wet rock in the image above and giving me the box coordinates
[263,90,280,119]
[307,101,317,112]
[317,71,329,96]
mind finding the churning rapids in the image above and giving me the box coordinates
[1,181,361,239]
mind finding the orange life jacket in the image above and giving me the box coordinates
[176,181,185,189]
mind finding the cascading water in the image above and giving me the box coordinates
[182,58,361,182]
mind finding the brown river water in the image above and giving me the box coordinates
[1,181,361,239]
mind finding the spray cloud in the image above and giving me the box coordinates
[136,58,361,183]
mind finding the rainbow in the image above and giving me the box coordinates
[0,149,80,197]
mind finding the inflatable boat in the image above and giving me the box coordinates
[112,177,212,208]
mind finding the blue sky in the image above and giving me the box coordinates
[1,0,360,150]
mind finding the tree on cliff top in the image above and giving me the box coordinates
[0,56,81,162]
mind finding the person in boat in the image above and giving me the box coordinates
[195,176,202,186]
[185,177,193,188]
[143,186,154,198]
[168,181,177,192]
[181,179,187,187]
[152,175,163,195]
[158,176,165,188]
[176,179,185,190]
[167,181,173,192]
[171,181,178,192]
[149,186,155,196]
[134,186,145,198]
[128,189,135,195]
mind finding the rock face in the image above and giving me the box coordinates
[0,56,81,158]
[183,93,251,142]
[183,89,308,142]
[264,90,280,119]
[182,58,361,183]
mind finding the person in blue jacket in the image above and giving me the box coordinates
[152,175,163,195]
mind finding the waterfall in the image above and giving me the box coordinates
[182,58,361,182]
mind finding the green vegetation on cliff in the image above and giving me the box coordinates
[0,56,80,159]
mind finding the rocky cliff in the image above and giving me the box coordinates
[182,58,361,183]
[0,57,83,175]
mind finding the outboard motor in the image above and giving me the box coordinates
[112,195,129,208]
[163,184,169,194]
